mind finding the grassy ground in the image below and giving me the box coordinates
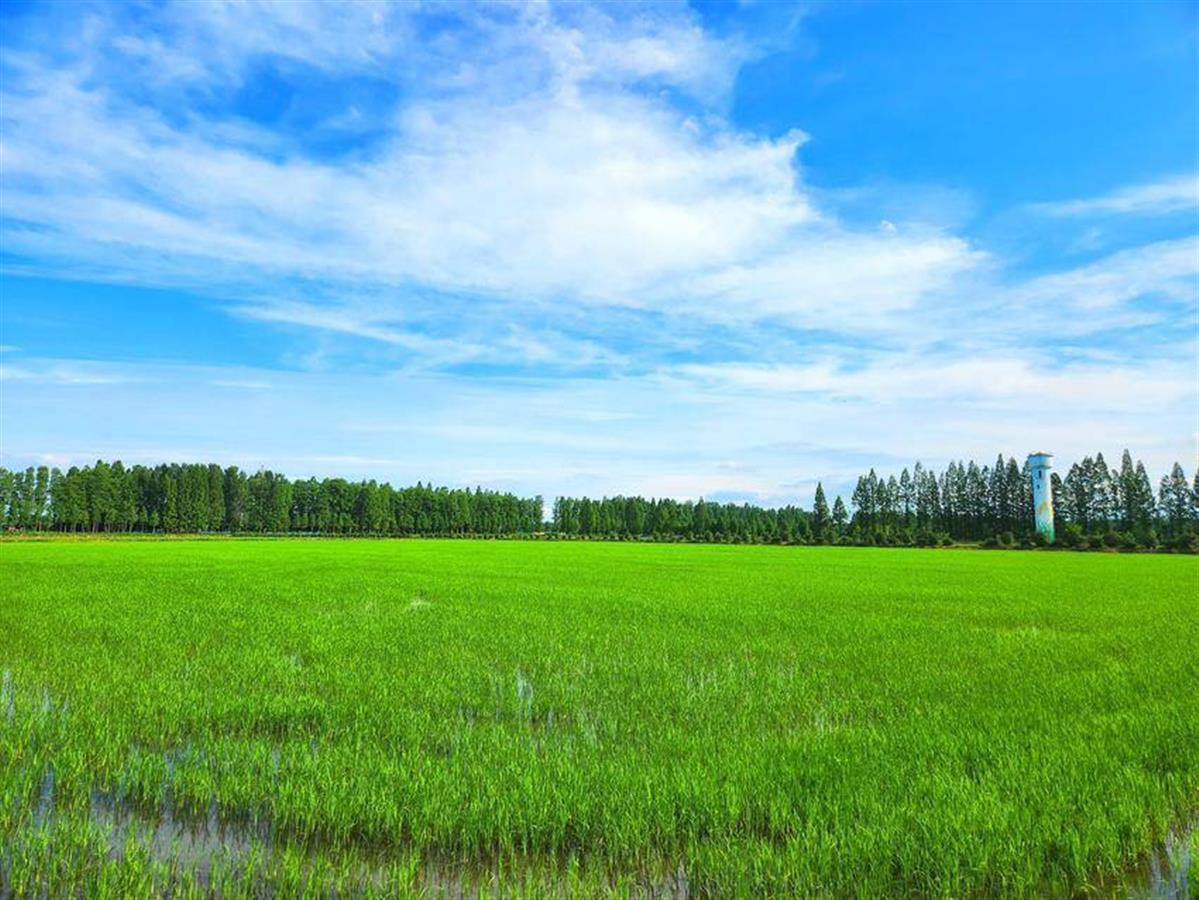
[1,539,1196,897]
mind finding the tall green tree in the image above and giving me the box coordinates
[0,468,14,528]
[831,496,848,535]
[207,465,225,532]
[1159,463,1193,536]
[812,483,830,542]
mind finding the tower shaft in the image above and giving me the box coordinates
[1027,453,1054,542]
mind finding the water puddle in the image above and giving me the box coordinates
[22,738,1187,898]
[63,789,1199,898]
[89,788,271,884]
[81,787,692,896]
[1107,819,1194,899]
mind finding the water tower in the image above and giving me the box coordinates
[1027,452,1054,542]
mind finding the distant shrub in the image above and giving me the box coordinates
[1058,524,1084,549]
[1166,532,1198,553]
[915,530,937,547]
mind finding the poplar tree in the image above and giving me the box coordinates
[1159,463,1193,535]
[1117,450,1138,531]
[0,468,12,527]
[32,466,50,530]
[831,496,848,534]
[1133,463,1156,531]
[207,465,225,532]
[898,468,914,526]
[812,483,830,541]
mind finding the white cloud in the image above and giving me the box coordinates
[1011,237,1198,311]
[0,363,137,385]
[0,0,979,339]
[232,301,487,360]
[3,354,1193,506]
[671,229,982,325]
[1035,173,1199,217]
[101,0,403,87]
[209,379,273,391]
[905,237,1199,350]
[672,354,1195,408]
[1,1,1194,498]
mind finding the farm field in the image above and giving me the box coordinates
[1,539,1197,897]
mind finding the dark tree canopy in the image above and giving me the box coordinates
[0,463,540,537]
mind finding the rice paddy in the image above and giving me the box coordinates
[1,538,1196,897]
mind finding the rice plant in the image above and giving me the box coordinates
[1,539,1196,896]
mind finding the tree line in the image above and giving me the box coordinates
[550,495,823,545]
[552,451,1197,550]
[0,462,541,536]
[837,452,1197,550]
[0,451,1195,550]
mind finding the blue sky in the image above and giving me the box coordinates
[1,0,1196,505]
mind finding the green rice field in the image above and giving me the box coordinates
[1,539,1197,897]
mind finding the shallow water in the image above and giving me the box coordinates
[77,781,1191,897]
[1110,820,1194,899]
[1061,817,1196,899]
[89,788,270,883]
[83,787,690,896]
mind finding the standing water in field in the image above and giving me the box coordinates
[89,788,258,881]
[33,766,54,829]
[83,783,690,895]
[1109,820,1195,899]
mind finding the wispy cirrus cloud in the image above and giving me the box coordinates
[1033,173,1199,218]
[0,362,138,385]
[1010,237,1198,313]
[670,353,1195,408]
